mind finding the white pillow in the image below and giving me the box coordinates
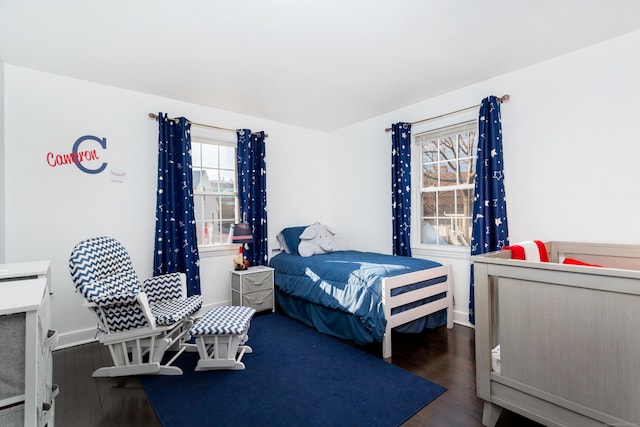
[276,231,291,254]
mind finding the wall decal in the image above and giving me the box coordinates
[46,135,108,174]
[109,168,127,183]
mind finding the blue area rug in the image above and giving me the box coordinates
[140,313,445,427]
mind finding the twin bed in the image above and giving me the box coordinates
[268,226,453,359]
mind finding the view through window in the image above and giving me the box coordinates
[191,138,238,247]
[416,120,478,246]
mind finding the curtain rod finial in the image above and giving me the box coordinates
[499,94,510,103]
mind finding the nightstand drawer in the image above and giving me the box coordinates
[230,266,275,313]
[231,270,273,293]
[233,289,273,312]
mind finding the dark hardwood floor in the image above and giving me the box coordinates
[53,318,542,426]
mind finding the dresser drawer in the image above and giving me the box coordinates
[231,270,273,293]
[0,403,23,426]
[0,313,25,400]
[240,289,273,312]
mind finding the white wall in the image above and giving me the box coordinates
[3,65,330,346]
[4,29,640,343]
[328,29,640,325]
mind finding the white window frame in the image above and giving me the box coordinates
[191,131,239,253]
[411,111,478,253]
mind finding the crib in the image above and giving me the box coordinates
[472,241,640,427]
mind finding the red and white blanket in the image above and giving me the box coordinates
[503,240,549,262]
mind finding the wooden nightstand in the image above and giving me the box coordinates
[230,266,275,313]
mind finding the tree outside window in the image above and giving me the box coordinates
[417,120,478,246]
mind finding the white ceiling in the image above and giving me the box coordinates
[2,1,640,131]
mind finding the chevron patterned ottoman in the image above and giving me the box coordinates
[189,305,256,371]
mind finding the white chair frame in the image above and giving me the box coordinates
[69,236,203,377]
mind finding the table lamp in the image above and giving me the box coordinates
[229,223,253,270]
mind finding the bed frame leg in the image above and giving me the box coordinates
[482,401,502,427]
[382,328,392,360]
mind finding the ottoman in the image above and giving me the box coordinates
[189,305,256,371]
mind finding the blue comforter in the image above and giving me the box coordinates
[269,250,445,341]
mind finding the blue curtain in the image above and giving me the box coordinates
[469,96,509,324]
[153,113,201,296]
[237,129,268,266]
[391,122,412,256]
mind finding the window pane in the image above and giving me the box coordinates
[423,164,438,188]
[459,157,475,185]
[219,145,235,170]
[192,171,203,192]
[219,169,235,193]
[194,194,219,246]
[198,167,215,192]
[202,220,215,246]
[457,130,476,158]
[220,219,234,244]
[437,189,455,217]
[219,194,236,221]
[439,137,456,163]
[201,144,219,169]
[193,194,204,223]
[421,219,448,245]
[209,195,220,220]
[422,192,436,217]
[422,141,438,163]
[192,143,203,168]
[458,188,473,219]
[440,159,458,187]
[453,189,473,246]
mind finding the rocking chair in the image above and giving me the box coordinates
[69,236,203,377]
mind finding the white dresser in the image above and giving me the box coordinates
[0,261,57,427]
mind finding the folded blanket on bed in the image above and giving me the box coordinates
[503,240,549,262]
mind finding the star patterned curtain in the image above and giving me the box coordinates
[391,122,412,257]
[153,113,201,296]
[237,129,268,266]
[469,96,509,324]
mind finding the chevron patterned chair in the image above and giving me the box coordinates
[69,236,203,377]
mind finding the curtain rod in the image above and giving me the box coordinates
[148,113,268,138]
[384,94,510,133]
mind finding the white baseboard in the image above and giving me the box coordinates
[452,308,474,328]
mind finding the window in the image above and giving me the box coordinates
[191,136,238,247]
[416,120,478,246]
